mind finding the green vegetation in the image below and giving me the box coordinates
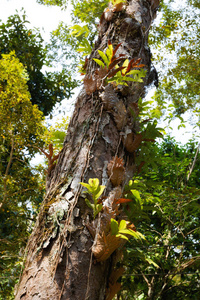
[120,138,200,299]
[0,12,78,115]
[80,178,105,218]
[0,52,46,299]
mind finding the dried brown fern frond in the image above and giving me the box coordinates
[124,132,143,153]
[83,74,97,94]
[107,156,125,186]
[113,100,127,130]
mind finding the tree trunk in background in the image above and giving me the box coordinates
[15,1,159,299]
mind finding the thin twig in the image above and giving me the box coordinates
[1,136,14,209]
[187,142,200,183]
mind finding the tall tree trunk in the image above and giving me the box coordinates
[15,1,159,299]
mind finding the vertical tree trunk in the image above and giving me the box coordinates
[15,1,159,299]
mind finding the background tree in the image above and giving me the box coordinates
[150,0,200,113]
[119,138,200,299]
[0,52,46,299]
[0,12,78,115]
[0,6,77,298]
[0,46,71,297]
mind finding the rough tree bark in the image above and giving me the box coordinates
[15,1,160,299]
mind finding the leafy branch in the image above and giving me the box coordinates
[111,218,145,241]
[93,41,146,87]
[80,178,105,218]
[83,41,146,94]
[70,24,93,57]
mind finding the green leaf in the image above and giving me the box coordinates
[80,182,91,191]
[85,198,94,210]
[127,70,141,76]
[70,25,89,38]
[118,219,127,231]
[106,43,113,61]
[122,76,140,82]
[93,185,105,201]
[80,179,105,218]
[88,178,99,189]
[93,58,106,68]
[111,218,119,235]
[119,229,145,240]
[70,25,83,36]
[78,39,92,56]
[93,203,103,218]
[145,257,160,268]
[122,58,129,68]
[131,189,141,201]
[118,229,133,235]
[97,50,109,67]
[116,233,129,240]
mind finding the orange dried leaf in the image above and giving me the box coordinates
[106,282,121,300]
[109,267,125,284]
[82,57,88,71]
[100,84,119,110]
[137,63,145,68]
[112,42,122,57]
[96,67,108,78]
[107,66,125,78]
[127,222,136,231]
[86,223,96,239]
[112,2,124,12]
[99,12,105,25]
[125,58,145,74]
[109,57,126,70]
[115,198,132,204]
[106,266,125,300]
[128,58,139,73]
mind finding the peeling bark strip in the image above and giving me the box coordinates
[15,1,160,299]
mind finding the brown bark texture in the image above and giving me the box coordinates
[15,1,159,299]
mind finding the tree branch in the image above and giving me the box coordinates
[0,136,15,209]
[187,142,200,183]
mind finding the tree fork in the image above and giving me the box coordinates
[15,1,159,299]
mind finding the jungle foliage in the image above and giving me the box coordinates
[0,12,78,115]
[120,137,200,299]
[149,0,200,121]
[0,52,46,299]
